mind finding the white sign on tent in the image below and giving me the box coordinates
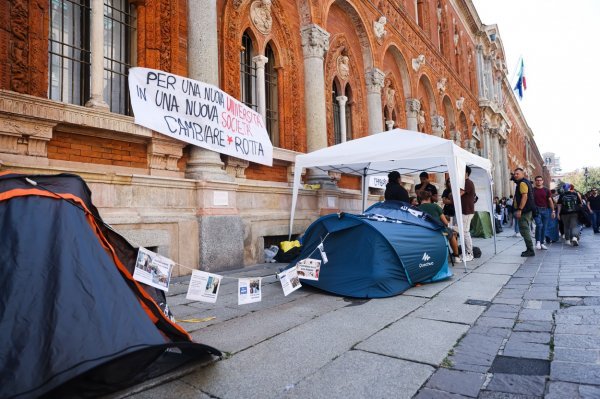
[128,67,273,166]
[369,176,388,189]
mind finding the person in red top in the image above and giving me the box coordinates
[532,176,555,250]
[459,166,476,262]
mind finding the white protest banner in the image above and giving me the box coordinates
[278,267,302,296]
[133,247,174,292]
[296,258,321,281]
[238,278,262,305]
[186,270,223,303]
[128,67,273,166]
[369,176,388,189]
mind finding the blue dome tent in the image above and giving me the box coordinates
[290,201,452,298]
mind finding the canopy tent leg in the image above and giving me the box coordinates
[490,180,498,254]
[361,168,368,213]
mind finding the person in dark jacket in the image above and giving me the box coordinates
[513,168,536,257]
[384,171,409,202]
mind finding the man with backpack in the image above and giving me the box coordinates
[533,176,555,250]
[512,168,536,257]
[558,184,583,246]
[588,188,600,234]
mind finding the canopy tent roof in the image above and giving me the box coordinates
[292,129,492,177]
[289,129,496,268]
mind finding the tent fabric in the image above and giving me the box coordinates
[290,201,452,298]
[0,173,220,399]
[289,129,495,266]
[470,211,493,238]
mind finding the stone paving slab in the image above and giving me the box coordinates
[356,317,469,366]
[485,373,546,397]
[191,294,348,354]
[473,262,522,276]
[181,295,427,399]
[410,295,487,325]
[282,350,434,399]
[424,368,485,397]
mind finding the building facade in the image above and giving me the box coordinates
[0,0,545,273]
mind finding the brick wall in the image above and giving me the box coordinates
[338,174,361,190]
[47,132,147,168]
[245,163,288,182]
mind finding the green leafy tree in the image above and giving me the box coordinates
[562,167,600,194]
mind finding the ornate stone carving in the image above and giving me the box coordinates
[406,98,421,117]
[452,130,462,145]
[384,85,396,111]
[412,54,425,72]
[159,0,173,73]
[233,0,245,8]
[224,155,250,178]
[250,0,273,35]
[148,136,184,171]
[9,0,29,93]
[466,138,478,153]
[301,24,330,59]
[373,16,387,44]
[0,116,55,157]
[437,78,447,95]
[365,68,385,94]
[431,115,446,134]
[469,109,476,124]
[456,97,465,111]
[417,110,426,132]
[336,54,350,81]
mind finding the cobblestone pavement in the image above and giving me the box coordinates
[416,228,600,399]
[116,228,600,399]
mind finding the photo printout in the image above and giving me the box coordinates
[186,270,223,303]
[296,258,321,281]
[278,267,302,297]
[238,278,262,305]
[133,247,174,292]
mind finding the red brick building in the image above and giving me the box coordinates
[0,0,545,272]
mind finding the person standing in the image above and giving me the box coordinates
[415,172,439,203]
[587,188,600,234]
[459,166,476,261]
[533,176,555,250]
[441,178,455,227]
[558,184,583,246]
[512,168,536,257]
[384,171,410,202]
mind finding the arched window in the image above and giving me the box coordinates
[240,32,257,111]
[103,0,135,115]
[265,43,279,146]
[332,82,342,144]
[417,0,426,31]
[345,85,353,140]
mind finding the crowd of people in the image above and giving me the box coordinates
[384,167,600,263]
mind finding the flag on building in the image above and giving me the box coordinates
[513,58,527,100]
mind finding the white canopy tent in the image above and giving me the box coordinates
[289,129,496,270]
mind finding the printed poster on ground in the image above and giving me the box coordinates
[128,67,273,166]
[133,247,174,292]
[278,267,302,296]
[186,270,223,303]
[238,278,262,305]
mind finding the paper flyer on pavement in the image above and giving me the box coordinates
[238,278,262,305]
[186,270,223,303]
[133,247,174,292]
[296,258,321,281]
[278,267,302,296]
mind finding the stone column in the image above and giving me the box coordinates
[301,24,331,185]
[385,120,395,131]
[491,130,502,197]
[253,55,268,123]
[501,138,510,197]
[185,0,231,181]
[365,68,385,134]
[406,98,421,131]
[336,95,348,142]
[431,115,446,138]
[302,24,329,152]
[85,0,109,109]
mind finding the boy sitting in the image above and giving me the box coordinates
[418,190,460,263]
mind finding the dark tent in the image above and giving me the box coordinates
[0,172,220,399]
[289,201,452,298]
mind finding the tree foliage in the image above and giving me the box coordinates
[560,167,600,193]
